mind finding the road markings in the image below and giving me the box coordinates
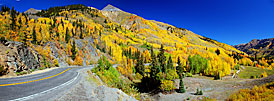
[10,72,79,101]
[0,68,71,87]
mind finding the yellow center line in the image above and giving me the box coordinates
[0,68,71,87]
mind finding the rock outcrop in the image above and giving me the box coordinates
[0,41,41,76]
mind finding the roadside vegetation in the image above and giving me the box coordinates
[228,82,274,101]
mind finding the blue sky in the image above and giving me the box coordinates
[1,0,274,45]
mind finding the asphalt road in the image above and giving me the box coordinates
[0,66,91,101]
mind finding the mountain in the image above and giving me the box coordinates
[0,4,242,79]
[234,38,274,58]
[24,8,41,14]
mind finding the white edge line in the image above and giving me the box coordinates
[9,72,80,101]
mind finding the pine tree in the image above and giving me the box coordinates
[150,46,160,78]
[129,47,132,59]
[109,46,112,56]
[39,27,42,34]
[71,40,77,60]
[178,78,185,93]
[10,7,16,30]
[18,17,22,29]
[71,29,75,37]
[65,27,70,43]
[158,44,166,73]
[80,29,83,39]
[32,26,37,44]
[136,54,145,76]
[167,56,174,70]
[61,18,64,28]
[1,6,4,13]
[215,49,220,55]
[56,31,60,40]
[176,57,184,78]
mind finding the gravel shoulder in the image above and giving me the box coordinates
[55,68,137,101]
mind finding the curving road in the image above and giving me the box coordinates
[0,66,92,101]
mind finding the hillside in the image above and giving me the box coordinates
[234,38,274,59]
[0,4,256,100]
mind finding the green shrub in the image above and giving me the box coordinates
[195,88,203,95]
[186,72,192,77]
[156,72,165,81]
[46,61,52,68]
[92,56,140,99]
[160,80,175,92]
[140,42,151,50]
[6,49,10,54]
[30,69,35,72]
[166,69,178,80]
[16,71,28,75]
[39,67,45,70]
[53,59,59,67]
[135,73,143,80]
[0,65,4,72]
[234,64,240,70]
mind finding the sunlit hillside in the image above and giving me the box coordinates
[2,4,273,100]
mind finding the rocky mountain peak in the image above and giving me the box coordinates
[102,4,121,12]
[24,8,41,14]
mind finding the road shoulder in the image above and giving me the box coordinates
[55,68,136,101]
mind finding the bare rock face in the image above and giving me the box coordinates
[0,41,41,76]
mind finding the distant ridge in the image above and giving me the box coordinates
[234,38,274,58]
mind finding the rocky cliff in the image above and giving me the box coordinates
[0,40,41,76]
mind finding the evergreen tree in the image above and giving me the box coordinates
[10,7,16,30]
[176,57,184,78]
[102,47,106,53]
[150,46,160,78]
[32,26,37,44]
[56,31,60,40]
[1,6,4,13]
[18,17,22,27]
[167,56,174,70]
[215,49,220,55]
[109,46,112,56]
[136,54,145,76]
[71,29,75,37]
[158,44,166,73]
[61,18,64,28]
[71,40,77,60]
[80,29,83,39]
[53,17,57,26]
[129,47,132,59]
[178,78,185,93]
[39,26,42,33]
[65,27,70,43]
